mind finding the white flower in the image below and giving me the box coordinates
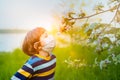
[95,58,99,66]
[104,58,111,64]
[100,60,106,70]
[74,59,80,62]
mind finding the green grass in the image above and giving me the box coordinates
[0,48,29,80]
[0,45,120,80]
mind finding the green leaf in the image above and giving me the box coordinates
[94,3,104,12]
[86,30,92,36]
[85,23,98,33]
[68,12,75,18]
[101,37,112,44]
[116,40,120,46]
[104,27,120,34]
[79,12,86,18]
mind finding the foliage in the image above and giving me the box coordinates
[56,0,120,69]
[0,47,120,80]
[0,48,29,80]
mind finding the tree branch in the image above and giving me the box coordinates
[109,3,120,24]
[68,4,119,20]
[95,3,120,43]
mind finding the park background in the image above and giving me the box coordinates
[0,0,120,80]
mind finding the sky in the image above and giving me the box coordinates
[0,0,116,51]
[0,0,115,31]
[0,0,61,30]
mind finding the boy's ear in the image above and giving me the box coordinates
[34,42,41,50]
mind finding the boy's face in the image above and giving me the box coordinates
[40,31,48,47]
[39,31,56,53]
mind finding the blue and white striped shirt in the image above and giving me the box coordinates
[11,54,56,80]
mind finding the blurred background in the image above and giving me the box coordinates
[0,0,120,80]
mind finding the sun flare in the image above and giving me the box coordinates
[40,20,53,31]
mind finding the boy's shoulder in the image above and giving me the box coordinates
[26,55,42,65]
[26,53,56,65]
[51,53,56,58]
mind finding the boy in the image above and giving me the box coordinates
[11,27,56,80]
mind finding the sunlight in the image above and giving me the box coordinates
[36,17,53,32]
[28,18,54,32]
[39,19,53,31]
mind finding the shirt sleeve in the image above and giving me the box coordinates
[11,62,34,80]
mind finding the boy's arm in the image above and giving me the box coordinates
[11,62,34,80]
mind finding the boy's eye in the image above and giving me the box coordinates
[44,32,48,38]
[40,32,48,40]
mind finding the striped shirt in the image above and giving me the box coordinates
[11,53,56,80]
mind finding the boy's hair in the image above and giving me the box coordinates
[22,27,46,56]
